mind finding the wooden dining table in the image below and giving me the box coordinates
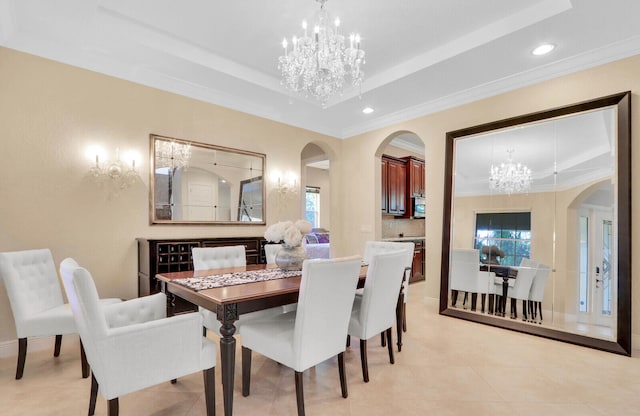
[157,263,398,416]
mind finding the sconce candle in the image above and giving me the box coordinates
[87,146,140,190]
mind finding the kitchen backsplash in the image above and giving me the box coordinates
[381,217,425,239]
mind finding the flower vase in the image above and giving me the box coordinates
[275,245,306,271]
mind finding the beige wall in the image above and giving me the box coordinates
[2,45,640,343]
[342,54,640,336]
[0,47,341,342]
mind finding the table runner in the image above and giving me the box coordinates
[173,268,302,291]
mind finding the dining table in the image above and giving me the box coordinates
[156,263,403,416]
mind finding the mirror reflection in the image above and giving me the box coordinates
[441,93,631,355]
[150,135,265,224]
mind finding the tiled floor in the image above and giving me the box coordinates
[2,282,640,415]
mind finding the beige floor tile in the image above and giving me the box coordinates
[3,282,640,415]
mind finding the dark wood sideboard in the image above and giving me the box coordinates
[137,237,266,313]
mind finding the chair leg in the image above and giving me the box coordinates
[522,299,528,321]
[54,335,62,357]
[242,346,252,397]
[89,372,98,416]
[480,294,486,313]
[16,337,27,380]
[386,328,394,365]
[402,302,407,332]
[451,289,458,307]
[107,398,119,416]
[359,339,369,383]
[203,367,216,416]
[510,298,517,319]
[538,302,543,323]
[294,371,305,416]
[380,332,385,347]
[337,352,348,398]
[346,335,350,348]
[80,340,90,378]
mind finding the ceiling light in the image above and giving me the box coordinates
[362,107,374,114]
[279,0,366,107]
[489,149,532,195]
[532,43,555,56]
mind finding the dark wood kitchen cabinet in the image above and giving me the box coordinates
[410,240,425,283]
[381,155,407,216]
[403,156,425,197]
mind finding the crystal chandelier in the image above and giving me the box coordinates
[278,0,365,107]
[155,140,192,170]
[489,149,532,194]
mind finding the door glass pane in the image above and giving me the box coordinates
[601,220,612,316]
[579,216,588,313]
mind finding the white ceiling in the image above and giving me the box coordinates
[454,107,615,196]
[1,0,639,140]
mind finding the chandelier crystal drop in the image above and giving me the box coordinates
[155,140,192,170]
[278,0,365,107]
[489,149,532,195]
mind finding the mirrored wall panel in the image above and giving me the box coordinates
[150,134,265,224]
[440,92,631,355]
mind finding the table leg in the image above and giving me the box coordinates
[501,278,508,317]
[217,304,238,416]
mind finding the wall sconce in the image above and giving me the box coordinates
[273,171,298,196]
[87,146,140,190]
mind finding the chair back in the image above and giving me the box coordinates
[363,241,414,267]
[192,245,246,271]
[450,249,481,293]
[0,249,65,337]
[529,264,550,302]
[508,258,538,300]
[292,256,361,371]
[363,241,415,301]
[59,262,110,380]
[264,244,282,264]
[357,251,408,338]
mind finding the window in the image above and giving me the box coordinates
[474,212,531,266]
[305,186,320,228]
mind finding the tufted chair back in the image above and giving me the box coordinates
[192,245,246,270]
[0,249,68,338]
[292,256,361,371]
[529,264,550,302]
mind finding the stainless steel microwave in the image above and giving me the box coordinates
[412,196,425,218]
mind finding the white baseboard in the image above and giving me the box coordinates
[0,335,80,359]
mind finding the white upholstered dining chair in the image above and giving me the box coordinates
[192,245,246,335]
[347,250,408,382]
[506,258,538,320]
[0,249,121,379]
[449,248,495,312]
[192,245,294,336]
[528,263,550,323]
[59,259,217,416]
[264,243,282,264]
[240,256,362,416]
[362,241,414,330]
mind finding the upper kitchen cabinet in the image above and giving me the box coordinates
[381,155,407,216]
[403,156,425,197]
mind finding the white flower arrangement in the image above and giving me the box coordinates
[264,220,313,248]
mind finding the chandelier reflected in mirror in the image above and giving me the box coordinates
[155,140,192,170]
[278,0,365,107]
[489,149,532,195]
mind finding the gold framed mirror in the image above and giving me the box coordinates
[149,134,266,225]
[440,92,631,355]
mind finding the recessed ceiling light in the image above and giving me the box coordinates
[532,43,555,56]
[362,107,374,114]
